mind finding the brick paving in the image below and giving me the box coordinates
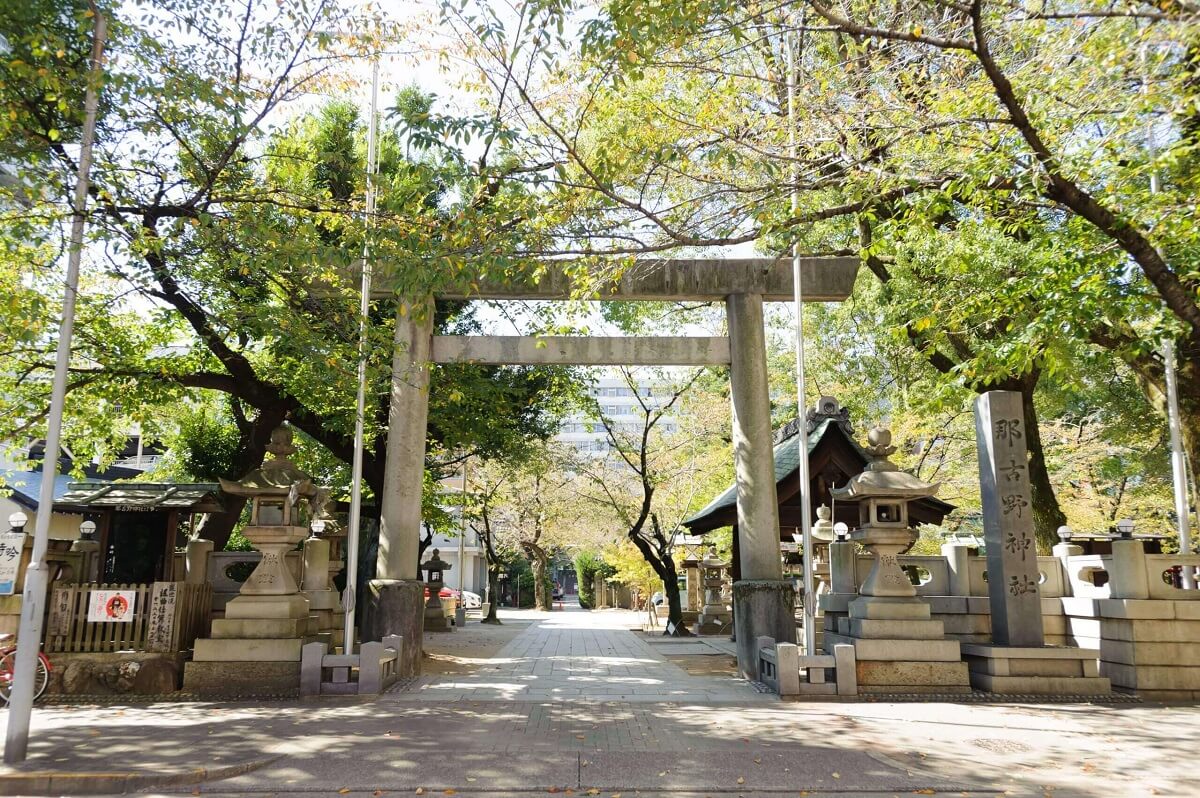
[3,605,1199,796]
[388,603,765,703]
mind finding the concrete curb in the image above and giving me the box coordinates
[0,754,279,796]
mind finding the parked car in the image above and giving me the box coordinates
[430,588,482,609]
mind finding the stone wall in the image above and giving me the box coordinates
[823,539,1200,699]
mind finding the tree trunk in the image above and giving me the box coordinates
[660,556,691,637]
[1020,385,1068,552]
[530,551,550,611]
[483,564,502,624]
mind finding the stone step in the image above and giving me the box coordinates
[210,616,318,639]
[969,673,1112,695]
[824,632,962,662]
[857,660,971,688]
[848,597,932,621]
[192,635,323,663]
[182,660,300,695]
[849,618,946,640]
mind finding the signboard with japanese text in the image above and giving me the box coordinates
[0,532,25,595]
[974,391,1045,647]
[146,582,178,652]
[87,589,137,623]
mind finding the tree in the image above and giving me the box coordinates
[0,2,573,553]
[574,367,716,635]
[435,0,1200,534]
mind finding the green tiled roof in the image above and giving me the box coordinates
[683,417,841,528]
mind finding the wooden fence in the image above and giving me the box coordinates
[45,582,212,654]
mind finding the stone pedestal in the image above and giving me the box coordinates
[961,642,1110,695]
[732,580,796,680]
[362,578,424,677]
[185,592,321,696]
[825,595,970,694]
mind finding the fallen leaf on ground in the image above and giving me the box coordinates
[338,789,351,795]
[466,778,476,783]
[415,789,424,795]
[753,757,761,764]
[831,773,840,779]
[587,790,600,795]
[443,791,456,796]
[736,777,745,785]
[576,735,586,740]
[374,791,384,797]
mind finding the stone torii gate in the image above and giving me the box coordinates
[361,257,859,679]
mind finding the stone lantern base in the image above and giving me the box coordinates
[823,595,971,694]
[183,593,326,696]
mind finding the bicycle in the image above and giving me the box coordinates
[0,633,52,703]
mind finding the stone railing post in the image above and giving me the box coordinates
[184,538,214,585]
[1051,539,1082,598]
[1108,537,1150,600]
[940,541,971,596]
[302,535,332,592]
[828,539,857,595]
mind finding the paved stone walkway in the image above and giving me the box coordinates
[387,603,765,703]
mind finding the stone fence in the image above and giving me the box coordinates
[821,538,1200,700]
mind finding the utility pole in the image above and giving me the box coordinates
[6,2,105,764]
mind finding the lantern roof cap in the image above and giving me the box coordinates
[830,426,939,501]
[219,425,318,500]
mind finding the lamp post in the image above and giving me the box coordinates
[1116,519,1136,540]
[8,513,27,533]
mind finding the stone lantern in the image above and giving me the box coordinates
[826,425,971,694]
[831,426,937,600]
[421,548,452,632]
[811,504,836,595]
[184,424,323,695]
[694,547,732,635]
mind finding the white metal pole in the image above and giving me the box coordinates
[1143,44,1194,587]
[1164,339,1195,588]
[343,57,381,652]
[787,32,817,656]
[5,4,105,764]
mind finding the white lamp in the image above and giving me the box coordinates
[833,521,849,541]
[79,519,97,540]
[1116,519,1135,539]
[8,511,28,531]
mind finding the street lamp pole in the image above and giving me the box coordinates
[6,3,106,764]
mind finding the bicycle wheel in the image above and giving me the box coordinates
[0,651,49,703]
[0,650,14,703]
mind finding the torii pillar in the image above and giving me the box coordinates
[361,297,433,676]
[727,292,796,678]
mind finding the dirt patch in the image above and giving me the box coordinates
[421,618,534,675]
[665,653,739,677]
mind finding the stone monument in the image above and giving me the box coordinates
[826,426,970,693]
[962,391,1110,694]
[183,425,324,695]
[694,547,733,636]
